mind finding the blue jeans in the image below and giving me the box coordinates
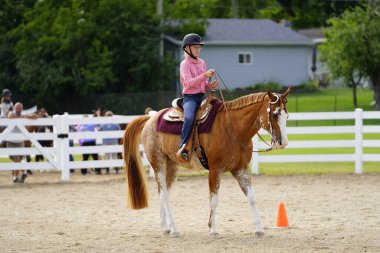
[179,93,204,148]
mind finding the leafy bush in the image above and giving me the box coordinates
[293,79,320,93]
[245,81,282,92]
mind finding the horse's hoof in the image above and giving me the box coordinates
[162,230,171,235]
[170,232,180,238]
[255,231,265,237]
[209,232,222,239]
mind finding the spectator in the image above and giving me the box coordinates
[1,88,13,119]
[99,111,121,174]
[77,115,99,175]
[94,107,106,117]
[1,89,14,144]
[7,102,37,183]
[69,125,76,173]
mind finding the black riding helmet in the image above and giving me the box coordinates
[182,33,204,59]
[2,89,12,97]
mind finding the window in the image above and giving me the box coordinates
[238,52,253,64]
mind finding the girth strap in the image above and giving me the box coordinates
[193,126,209,170]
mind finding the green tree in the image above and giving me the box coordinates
[320,2,380,110]
[162,0,358,28]
[0,0,37,92]
[1,0,366,113]
[276,0,359,29]
[163,0,280,20]
[11,0,176,107]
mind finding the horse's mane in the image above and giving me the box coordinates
[220,92,268,111]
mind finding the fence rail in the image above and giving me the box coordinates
[251,108,380,174]
[1,109,379,181]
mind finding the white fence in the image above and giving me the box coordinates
[252,108,380,174]
[0,109,379,181]
[0,114,142,181]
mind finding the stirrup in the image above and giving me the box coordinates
[175,145,190,163]
[195,146,209,170]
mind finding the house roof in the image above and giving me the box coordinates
[165,19,314,46]
[297,28,324,39]
[297,28,326,44]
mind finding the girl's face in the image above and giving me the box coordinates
[187,44,202,58]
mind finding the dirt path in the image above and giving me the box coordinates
[0,171,379,252]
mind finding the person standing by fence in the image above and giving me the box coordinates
[99,111,121,174]
[7,102,37,183]
[1,89,13,119]
[77,115,99,175]
[1,89,14,147]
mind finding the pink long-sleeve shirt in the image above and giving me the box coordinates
[180,56,212,95]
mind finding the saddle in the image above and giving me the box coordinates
[163,92,219,124]
[164,91,219,169]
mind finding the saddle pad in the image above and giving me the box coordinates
[156,101,223,135]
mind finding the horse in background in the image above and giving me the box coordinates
[123,88,291,238]
[25,108,53,164]
[34,108,53,162]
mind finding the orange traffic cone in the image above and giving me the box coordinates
[276,202,289,228]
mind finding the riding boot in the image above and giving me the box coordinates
[175,144,190,163]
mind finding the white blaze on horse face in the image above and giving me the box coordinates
[273,106,280,115]
[277,109,288,149]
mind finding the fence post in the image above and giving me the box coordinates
[251,134,259,175]
[60,114,70,181]
[54,114,70,181]
[53,115,62,176]
[354,108,363,174]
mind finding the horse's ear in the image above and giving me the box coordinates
[267,90,277,102]
[283,87,291,98]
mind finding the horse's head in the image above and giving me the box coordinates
[37,108,50,118]
[262,87,291,149]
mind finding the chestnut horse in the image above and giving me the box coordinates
[25,108,51,163]
[123,88,291,238]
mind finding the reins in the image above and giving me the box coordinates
[212,71,274,153]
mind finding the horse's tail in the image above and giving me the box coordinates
[122,115,150,210]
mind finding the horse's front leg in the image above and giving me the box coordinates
[232,169,264,237]
[160,205,170,234]
[156,171,179,237]
[208,169,222,238]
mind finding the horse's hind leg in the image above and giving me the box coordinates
[232,169,264,237]
[154,158,179,237]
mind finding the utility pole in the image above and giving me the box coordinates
[157,0,164,61]
[231,0,239,18]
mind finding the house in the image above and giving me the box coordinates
[298,28,329,86]
[164,19,315,93]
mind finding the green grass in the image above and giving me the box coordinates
[286,88,380,126]
[257,162,380,175]
[260,133,380,155]
[287,133,380,140]
[288,88,375,112]
[266,147,380,155]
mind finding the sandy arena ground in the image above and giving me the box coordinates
[0,170,379,253]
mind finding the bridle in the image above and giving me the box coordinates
[213,71,287,153]
[265,94,289,149]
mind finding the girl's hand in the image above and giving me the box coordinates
[204,69,216,78]
[210,80,219,88]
